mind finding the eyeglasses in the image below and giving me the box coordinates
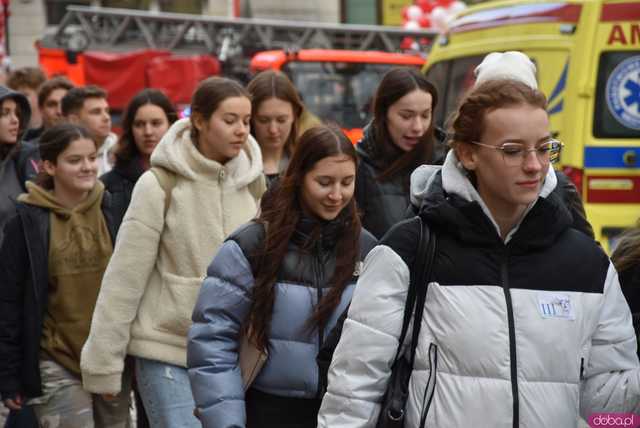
[469,139,564,167]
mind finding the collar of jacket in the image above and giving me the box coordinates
[112,155,146,183]
[150,118,264,188]
[418,168,573,253]
[292,210,350,252]
[357,123,391,171]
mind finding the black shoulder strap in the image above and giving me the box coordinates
[394,215,436,363]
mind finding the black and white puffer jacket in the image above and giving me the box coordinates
[318,151,640,428]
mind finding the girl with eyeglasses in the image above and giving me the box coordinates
[318,52,640,427]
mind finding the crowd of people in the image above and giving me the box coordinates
[0,51,638,428]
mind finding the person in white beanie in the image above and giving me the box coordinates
[473,51,594,237]
[317,52,640,427]
[474,51,539,89]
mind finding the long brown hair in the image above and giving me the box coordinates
[612,223,640,274]
[371,67,438,182]
[248,125,361,350]
[247,70,303,159]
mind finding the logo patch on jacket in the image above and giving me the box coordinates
[537,292,575,320]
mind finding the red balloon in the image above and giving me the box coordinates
[416,0,435,14]
[418,15,431,28]
[401,5,410,20]
[436,0,455,8]
[400,36,415,50]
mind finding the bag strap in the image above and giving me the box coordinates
[393,216,437,363]
[407,217,436,367]
[150,167,177,217]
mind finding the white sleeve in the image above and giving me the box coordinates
[81,171,165,394]
[318,244,411,428]
[581,263,640,416]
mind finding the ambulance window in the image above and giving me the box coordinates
[425,56,484,129]
[594,52,640,138]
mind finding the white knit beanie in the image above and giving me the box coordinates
[474,51,538,89]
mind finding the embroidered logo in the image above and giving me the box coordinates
[537,292,575,320]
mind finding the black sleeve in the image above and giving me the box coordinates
[16,142,40,187]
[0,214,29,399]
[555,171,594,239]
[316,306,349,396]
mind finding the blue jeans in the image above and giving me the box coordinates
[134,358,199,428]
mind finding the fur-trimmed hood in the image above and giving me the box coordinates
[151,118,264,189]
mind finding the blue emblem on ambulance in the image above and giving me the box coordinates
[606,56,640,130]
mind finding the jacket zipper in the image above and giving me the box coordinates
[580,357,585,381]
[419,343,438,428]
[502,253,519,428]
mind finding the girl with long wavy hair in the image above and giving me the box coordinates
[187,125,377,428]
[355,66,439,239]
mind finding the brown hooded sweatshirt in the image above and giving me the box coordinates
[18,181,112,375]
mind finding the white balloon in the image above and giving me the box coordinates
[449,1,467,16]
[431,6,448,30]
[404,20,421,30]
[407,4,423,21]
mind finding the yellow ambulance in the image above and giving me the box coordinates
[423,0,640,252]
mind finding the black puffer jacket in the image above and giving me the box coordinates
[0,87,37,243]
[355,127,412,239]
[100,155,146,231]
[318,153,636,428]
[0,192,121,400]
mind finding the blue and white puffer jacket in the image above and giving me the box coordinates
[188,215,377,428]
[318,151,640,428]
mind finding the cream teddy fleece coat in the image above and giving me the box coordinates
[80,118,266,394]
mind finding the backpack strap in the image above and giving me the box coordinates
[150,167,177,217]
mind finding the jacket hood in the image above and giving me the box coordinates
[0,86,31,140]
[18,180,105,217]
[150,118,264,189]
[411,150,571,250]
